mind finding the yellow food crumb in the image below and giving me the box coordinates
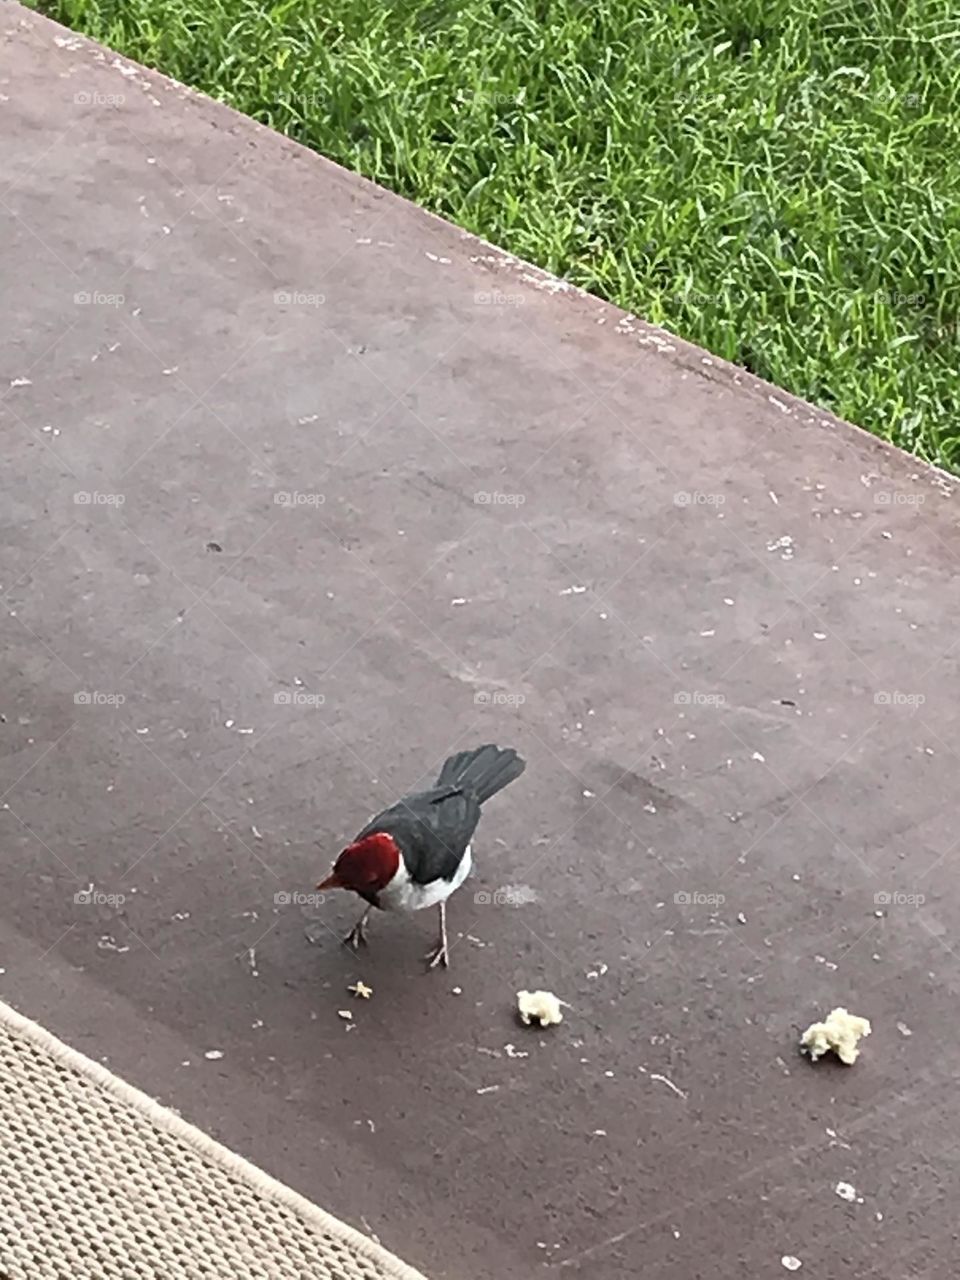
[517,989,564,1027]
[801,1007,871,1064]
[348,981,373,999]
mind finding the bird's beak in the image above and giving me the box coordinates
[316,870,342,891]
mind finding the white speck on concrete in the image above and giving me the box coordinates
[781,1257,802,1272]
[648,1072,686,1099]
[896,1021,912,1036]
[204,1050,224,1060]
[835,1181,858,1202]
[560,585,587,595]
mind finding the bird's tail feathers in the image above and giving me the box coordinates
[435,744,526,804]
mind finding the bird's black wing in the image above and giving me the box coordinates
[356,786,482,885]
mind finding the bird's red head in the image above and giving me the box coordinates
[317,832,400,894]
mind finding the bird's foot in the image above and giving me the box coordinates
[344,918,369,950]
[425,939,449,969]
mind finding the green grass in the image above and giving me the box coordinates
[34,0,960,467]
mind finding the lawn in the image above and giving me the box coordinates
[35,0,960,468]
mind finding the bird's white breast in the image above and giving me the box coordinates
[378,844,472,912]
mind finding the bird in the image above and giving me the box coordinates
[316,744,526,969]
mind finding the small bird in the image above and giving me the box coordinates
[317,744,526,968]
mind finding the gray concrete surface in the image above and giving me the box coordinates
[2,8,960,1278]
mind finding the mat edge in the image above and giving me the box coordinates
[0,996,433,1280]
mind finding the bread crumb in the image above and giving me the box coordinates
[348,981,373,999]
[337,1009,353,1021]
[517,990,563,1027]
[800,1007,871,1064]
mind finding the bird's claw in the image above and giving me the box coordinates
[344,922,368,950]
[425,941,449,969]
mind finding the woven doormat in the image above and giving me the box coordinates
[0,999,429,1280]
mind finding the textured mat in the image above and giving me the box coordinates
[0,999,428,1280]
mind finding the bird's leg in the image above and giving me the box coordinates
[425,900,450,969]
[344,905,373,950]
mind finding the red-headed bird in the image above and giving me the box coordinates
[317,744,526,968]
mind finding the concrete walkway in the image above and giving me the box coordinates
[2,8,959,1278]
